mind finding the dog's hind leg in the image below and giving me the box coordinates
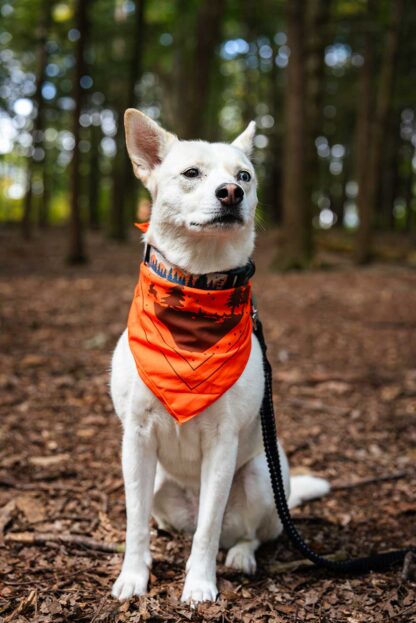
[153,466,197,533]
[221,451,290,575]
[225,539,259,575]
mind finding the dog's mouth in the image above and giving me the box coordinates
[189,212,244,229]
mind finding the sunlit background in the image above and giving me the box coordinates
[0,0,415,265]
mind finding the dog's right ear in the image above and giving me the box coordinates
[232,121,256,156]
[124,109,177,184]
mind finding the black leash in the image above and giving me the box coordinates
[253,315,415,574]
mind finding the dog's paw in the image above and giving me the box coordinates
[225,542,257,575]
[111,569,149,601]
[181,577,218,604]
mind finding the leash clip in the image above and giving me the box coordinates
[251,304,258,330]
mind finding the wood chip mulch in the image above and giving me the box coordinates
[0,229,415,622]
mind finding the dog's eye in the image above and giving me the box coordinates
[182,168,200,178]
[237,170,251,182]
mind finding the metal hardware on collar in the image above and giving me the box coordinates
[254,315,415,573]
[251,295,258,330]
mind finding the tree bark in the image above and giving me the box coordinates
[305,0,332,216]
[355,0,404,264]
[263,41,282,223]
[174,0,224,140]
[354,2,374,250]
[67,0,90,263]
[279,0,310,269]
[38,162,50,228]
[109,0,145,240]
[379,115,400,230]
[21,0,51,240]
[88,123,101,229]
[404,160,415,233]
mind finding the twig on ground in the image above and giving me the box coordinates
[3,588,37,622]
[286,397,349,416]
[401,551,415,581]
[266,550,347,574]
[0,500,16,541]
[5,531,125,553]
[0,478,84,492]
[389,603,416,621]
[332,471,408,491]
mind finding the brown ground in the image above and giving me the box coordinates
[0,228,415,623]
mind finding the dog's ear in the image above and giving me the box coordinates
[124,109,177,183]
[231,121,256,156]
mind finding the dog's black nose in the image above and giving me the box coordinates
[215,183,244,206]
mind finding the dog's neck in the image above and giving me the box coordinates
[146,221,255,274]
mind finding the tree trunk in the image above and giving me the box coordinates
[88,123,101,229]
[355,0,404,264]
[331,161,349,227]
[67,0,90,264]
[264,42,282,223]
[354,2,374,250]
[305,0,332,219]
[404,160,415,233]
[379,115,400,230]
[109,0,145,240]
[279,0,310,269]
[174,0,224,140]
[38,162,50,228]
[21,0,51,240]
[110,129,127,240]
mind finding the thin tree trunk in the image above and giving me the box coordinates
[88,123,101,229]
[264,41,282,223]
[125,0,145,224]
[355,0,404,264]
[354,2,374,250]
[21,0,51,240]
[110,130,127,240]
[379,115,400,230]
[305,0,332,218]
[110,0,145,240]
[331,161,349,227]
[279,0,309,269]
[404,162,414,233]
[67,0,90,263]
[174,0,224,140]
[38,162,50,228]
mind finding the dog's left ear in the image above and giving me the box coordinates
[232,121,256,156]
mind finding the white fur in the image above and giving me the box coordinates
[110,111,330,604]
[289,476,331,509]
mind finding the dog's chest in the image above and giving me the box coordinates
[155,417,206,483]
[150,343,264,482]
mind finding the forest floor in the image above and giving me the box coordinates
[0,227,415,623]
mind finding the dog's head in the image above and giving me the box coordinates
[124,110,257,237]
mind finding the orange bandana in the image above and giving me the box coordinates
[128,250,254,424]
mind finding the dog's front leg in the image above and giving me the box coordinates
[182,432,238,603]
[112,418,157,601]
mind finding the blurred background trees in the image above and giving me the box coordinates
[0,0,415,266]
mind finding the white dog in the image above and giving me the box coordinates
[110,109,329,604]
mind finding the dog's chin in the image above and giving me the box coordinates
[187,213,245,234]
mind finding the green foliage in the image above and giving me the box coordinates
[0,0,415,239]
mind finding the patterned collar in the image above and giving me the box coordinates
[143,243,255,291]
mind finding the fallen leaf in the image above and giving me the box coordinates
[29,453,70,466]
[15,494,46,523]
